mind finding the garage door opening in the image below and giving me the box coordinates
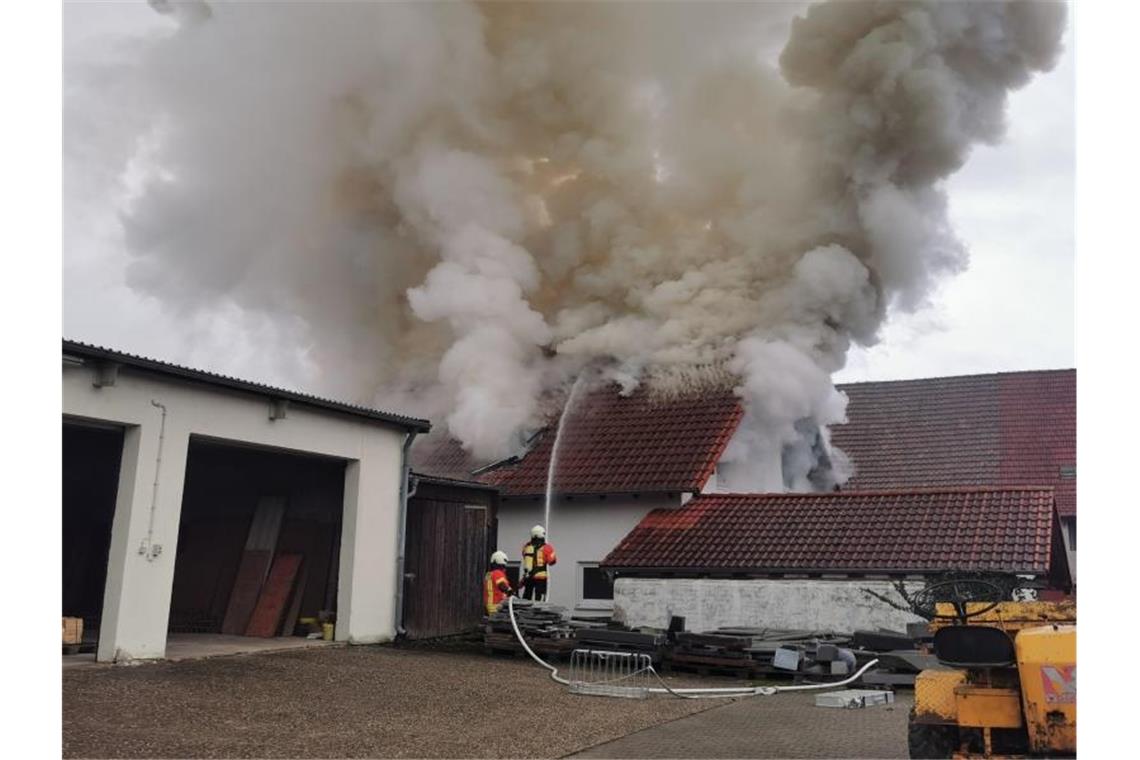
[168,438,347,649]
[63,421,124,654]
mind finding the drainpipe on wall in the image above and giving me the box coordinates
[393,431,419,638]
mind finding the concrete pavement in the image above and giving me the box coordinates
[571,690,912,759]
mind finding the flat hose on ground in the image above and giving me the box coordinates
[505,596,879,699]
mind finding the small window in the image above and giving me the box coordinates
[579,563,614,607]
[505,561,521,589]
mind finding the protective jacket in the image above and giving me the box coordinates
[483,568,513,615]
[521,541,557,582]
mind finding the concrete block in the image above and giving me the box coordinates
[773,646,800,671]
[907,622,931,639]
[830,660,850,675]
[815,643,838,662]
[815,689,895,709]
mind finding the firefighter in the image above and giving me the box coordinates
[520,525,557,601]
[483,550,515,616]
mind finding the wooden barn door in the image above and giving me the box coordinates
[403,493,492,639]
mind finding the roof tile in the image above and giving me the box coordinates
[834,370,1076,517]
[602,487,1063,576]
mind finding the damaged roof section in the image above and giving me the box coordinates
[602,487,1069,585]
[480,381,744,497]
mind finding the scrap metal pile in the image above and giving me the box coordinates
[483,599,578,657]
[484,605,934,686]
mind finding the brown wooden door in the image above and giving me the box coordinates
[403,497,492,639]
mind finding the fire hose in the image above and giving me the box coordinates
[505,596,879,699]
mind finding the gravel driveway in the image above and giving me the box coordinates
[63,645,722,758]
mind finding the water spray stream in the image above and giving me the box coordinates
[538,371,583,597]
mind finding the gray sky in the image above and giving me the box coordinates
[63,1,1075,391]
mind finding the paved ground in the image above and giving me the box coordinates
[572,691,912,759]
[64,643,911,759]
[64,634,338,669]
[63,644,720,758]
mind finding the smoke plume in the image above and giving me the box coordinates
[66,1,1067,483]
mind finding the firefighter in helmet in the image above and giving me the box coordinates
[483,550,516,616]
[520,525,557,601]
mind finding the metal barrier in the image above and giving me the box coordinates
[567,648,653,699]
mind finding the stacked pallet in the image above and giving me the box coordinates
[664,627,860,678]
[574,627,668,664]
[484,600,577,657]
[670,631,756,674]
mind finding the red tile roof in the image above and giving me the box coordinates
[602,488,1066,579]
[409,369,1076,513]
[483,381,744,497]
[833,370,1076,516]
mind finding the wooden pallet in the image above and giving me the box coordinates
[484,633,576,658]
[664,653,763,679]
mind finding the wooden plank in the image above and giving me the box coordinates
[220,549,272,634]
[280,562,308,637]
[245,497,286,554]
[245,554,303,638]
[220,499,285,634]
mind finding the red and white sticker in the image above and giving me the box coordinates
[1041,665,1076,704]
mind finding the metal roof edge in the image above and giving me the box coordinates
[63,339,431,433]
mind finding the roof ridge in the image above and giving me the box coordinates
[837,367,1075,388]
[695,485,1057,499]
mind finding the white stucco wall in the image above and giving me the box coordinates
[63,360,411,661]
[613,578,924,633]
[1061,516,1076,584]
[496,494,683,612]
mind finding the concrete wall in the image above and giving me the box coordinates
[63,361,410,661]
[497,494,682,612]
[612,577,924,633]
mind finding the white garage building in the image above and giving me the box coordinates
[62,340,430,663]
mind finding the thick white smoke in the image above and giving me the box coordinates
[66,1,1066,476]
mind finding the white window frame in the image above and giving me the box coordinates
[576,561,614,610]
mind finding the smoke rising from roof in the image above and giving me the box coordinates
[68,1,1066,481]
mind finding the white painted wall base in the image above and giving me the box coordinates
[612,578,924,633]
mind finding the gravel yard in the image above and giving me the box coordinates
[63,644,722,758]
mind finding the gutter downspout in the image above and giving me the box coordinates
[393,431,419,638]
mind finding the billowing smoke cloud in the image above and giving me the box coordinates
[66,1,1066,477]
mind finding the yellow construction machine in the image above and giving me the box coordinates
[908,581,1075,758]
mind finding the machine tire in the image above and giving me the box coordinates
[907,708,959,759]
